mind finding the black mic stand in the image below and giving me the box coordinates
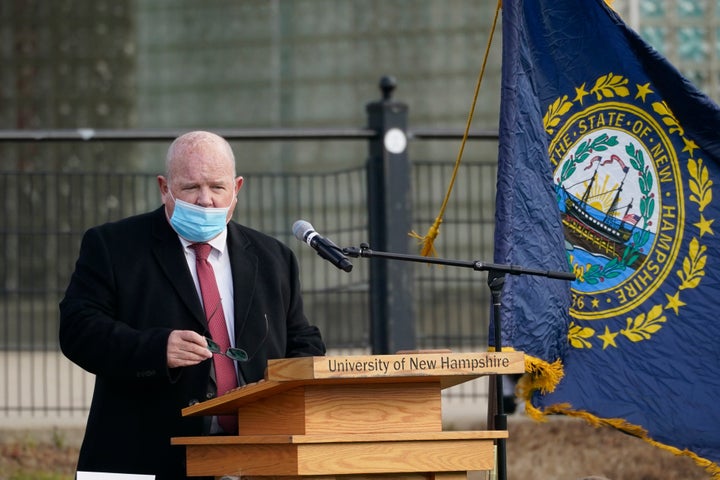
[343,242,575,480]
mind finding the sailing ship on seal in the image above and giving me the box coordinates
[559,155,646,269]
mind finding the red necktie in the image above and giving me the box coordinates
[191,243,238,434]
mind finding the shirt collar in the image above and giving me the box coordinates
[178,229,228,256]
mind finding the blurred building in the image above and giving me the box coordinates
[0,0,503,174]
[614,0,720,101]
[1,1,717,171]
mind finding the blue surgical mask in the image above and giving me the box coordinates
[168,193,232,242]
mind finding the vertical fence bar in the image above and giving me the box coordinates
[365,76,415,354]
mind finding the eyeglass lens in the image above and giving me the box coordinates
[205,337,249,362]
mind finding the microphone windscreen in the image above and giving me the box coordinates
[292,220,314,241]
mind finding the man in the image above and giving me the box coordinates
[59,131,325,479]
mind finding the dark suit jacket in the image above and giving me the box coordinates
[59,206,325,479]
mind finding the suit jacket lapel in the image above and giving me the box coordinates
[150,207,207,328]
[227,224,260,385]
[226,223,258,340]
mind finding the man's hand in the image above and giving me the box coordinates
[167,330,213,368]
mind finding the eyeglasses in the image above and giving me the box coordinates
[205,336,249,362]
[205,314,268,363]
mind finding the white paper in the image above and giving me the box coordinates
[77,472,155,480]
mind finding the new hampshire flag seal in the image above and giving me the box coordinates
[551,72,699,339]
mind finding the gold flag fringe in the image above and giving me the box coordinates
[514,353,564,422]
[516,351,720,477]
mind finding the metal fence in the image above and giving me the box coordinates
[0,86,500,419]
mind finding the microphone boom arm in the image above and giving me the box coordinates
[343,243,576,280]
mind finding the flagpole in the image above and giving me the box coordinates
[343,243,575,480]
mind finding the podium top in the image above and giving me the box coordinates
[266,351,524,382]
[182,351,524,417]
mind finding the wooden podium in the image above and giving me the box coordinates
[172,351,524,479]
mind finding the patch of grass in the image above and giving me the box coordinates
[0,440,77,480]
[8,472,72,480]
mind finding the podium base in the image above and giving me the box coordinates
[173,431,505,478]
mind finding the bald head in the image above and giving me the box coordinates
[165,131,236,181]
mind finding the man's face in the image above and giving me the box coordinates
[158,137,244,223]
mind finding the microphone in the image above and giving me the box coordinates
[292,220,353,272]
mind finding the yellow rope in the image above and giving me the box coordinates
[410,0,503,257]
